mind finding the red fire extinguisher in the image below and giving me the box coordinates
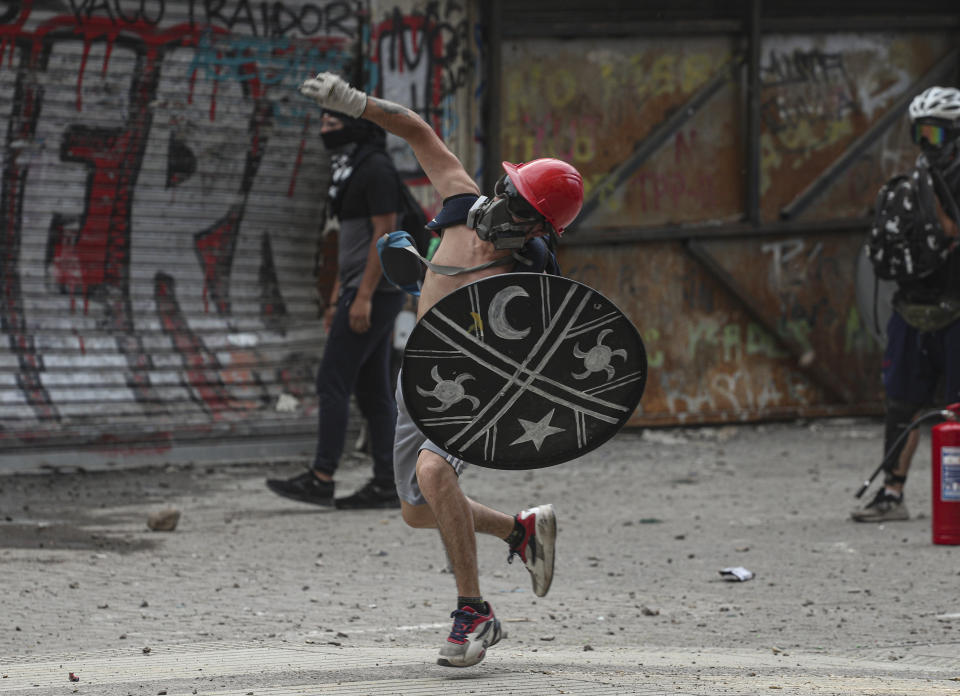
[932,403,960,545]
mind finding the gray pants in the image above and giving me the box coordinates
[393,372,468,505]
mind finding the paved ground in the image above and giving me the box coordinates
[1,419,960,695]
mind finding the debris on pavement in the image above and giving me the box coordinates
[719,566,755,582]
[147,508,180,532]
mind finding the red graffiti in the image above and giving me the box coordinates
[194,206,243,316]
[154,272,243,416]
[0,3,340,429]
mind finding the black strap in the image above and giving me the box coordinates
[872,268,882,340]
[426,193,480,231]
[387,239,516,277]
[931,166,960,227]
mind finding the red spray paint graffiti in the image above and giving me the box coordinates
[0,3,354,431]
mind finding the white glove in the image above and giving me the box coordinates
[299,72,367,118]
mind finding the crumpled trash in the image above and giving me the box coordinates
[68,672,79,682]
[275,393,300,413]
[719,566,754,582]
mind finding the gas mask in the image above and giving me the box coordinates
[466,175,547,249]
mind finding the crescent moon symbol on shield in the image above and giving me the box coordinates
[488,285,531,340]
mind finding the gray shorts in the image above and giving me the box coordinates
[394,373,468,506]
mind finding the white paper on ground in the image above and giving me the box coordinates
[719,566,755,581]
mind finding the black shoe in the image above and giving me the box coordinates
[335,479,401,510]
[265,471,334,506]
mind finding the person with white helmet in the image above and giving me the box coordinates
[299,72,585,666]
[855,86,960,522]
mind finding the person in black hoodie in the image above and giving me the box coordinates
[266,109,406,509]
[854,86,960,522]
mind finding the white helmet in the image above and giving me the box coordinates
[908,86,960,124]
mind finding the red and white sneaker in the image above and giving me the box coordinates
[437,604,504,667]
[508,503,557,597]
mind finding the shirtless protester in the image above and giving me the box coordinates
[300,72,584,667]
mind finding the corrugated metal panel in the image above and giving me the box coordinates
[0,1,361,452]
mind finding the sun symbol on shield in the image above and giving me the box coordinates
[416,366,481,412]
[571,328,627,380]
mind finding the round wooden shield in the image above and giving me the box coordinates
[401,272,646,469]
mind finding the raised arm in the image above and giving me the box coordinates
[300,73,479,200]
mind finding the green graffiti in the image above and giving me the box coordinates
[722,323,741,362]
[643,328,664,368]
[688,319,789,362]
[845,305,877,354]
[687,319,719,361]
[746,322,788,359]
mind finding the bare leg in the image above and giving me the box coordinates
[401,498,515,537]
[887,428,920,495]
[414,450,514,597]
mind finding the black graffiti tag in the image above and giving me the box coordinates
[64,0,358,36]
[67,0,166,25]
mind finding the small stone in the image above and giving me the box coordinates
[147,509,180,532]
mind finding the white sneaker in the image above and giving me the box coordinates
[508,504,557,597]
[437,604,504,667]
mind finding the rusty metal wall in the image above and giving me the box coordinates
[0,0,477,457]
[498,15,959,426]
[760,34,951,221]
[501,37,744,230]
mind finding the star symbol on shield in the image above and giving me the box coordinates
[510,408,565,451]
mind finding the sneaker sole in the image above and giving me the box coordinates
[437,653,483,668]
[436,626,504,668]
[533,504,557,597]
[851,511,910,522]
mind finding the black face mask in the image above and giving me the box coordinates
[321,127,357,152]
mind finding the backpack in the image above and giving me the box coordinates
[866,166,951,281]
[350,148,435,259]
[395,177,434,259]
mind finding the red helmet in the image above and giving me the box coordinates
[501,158,584,234]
